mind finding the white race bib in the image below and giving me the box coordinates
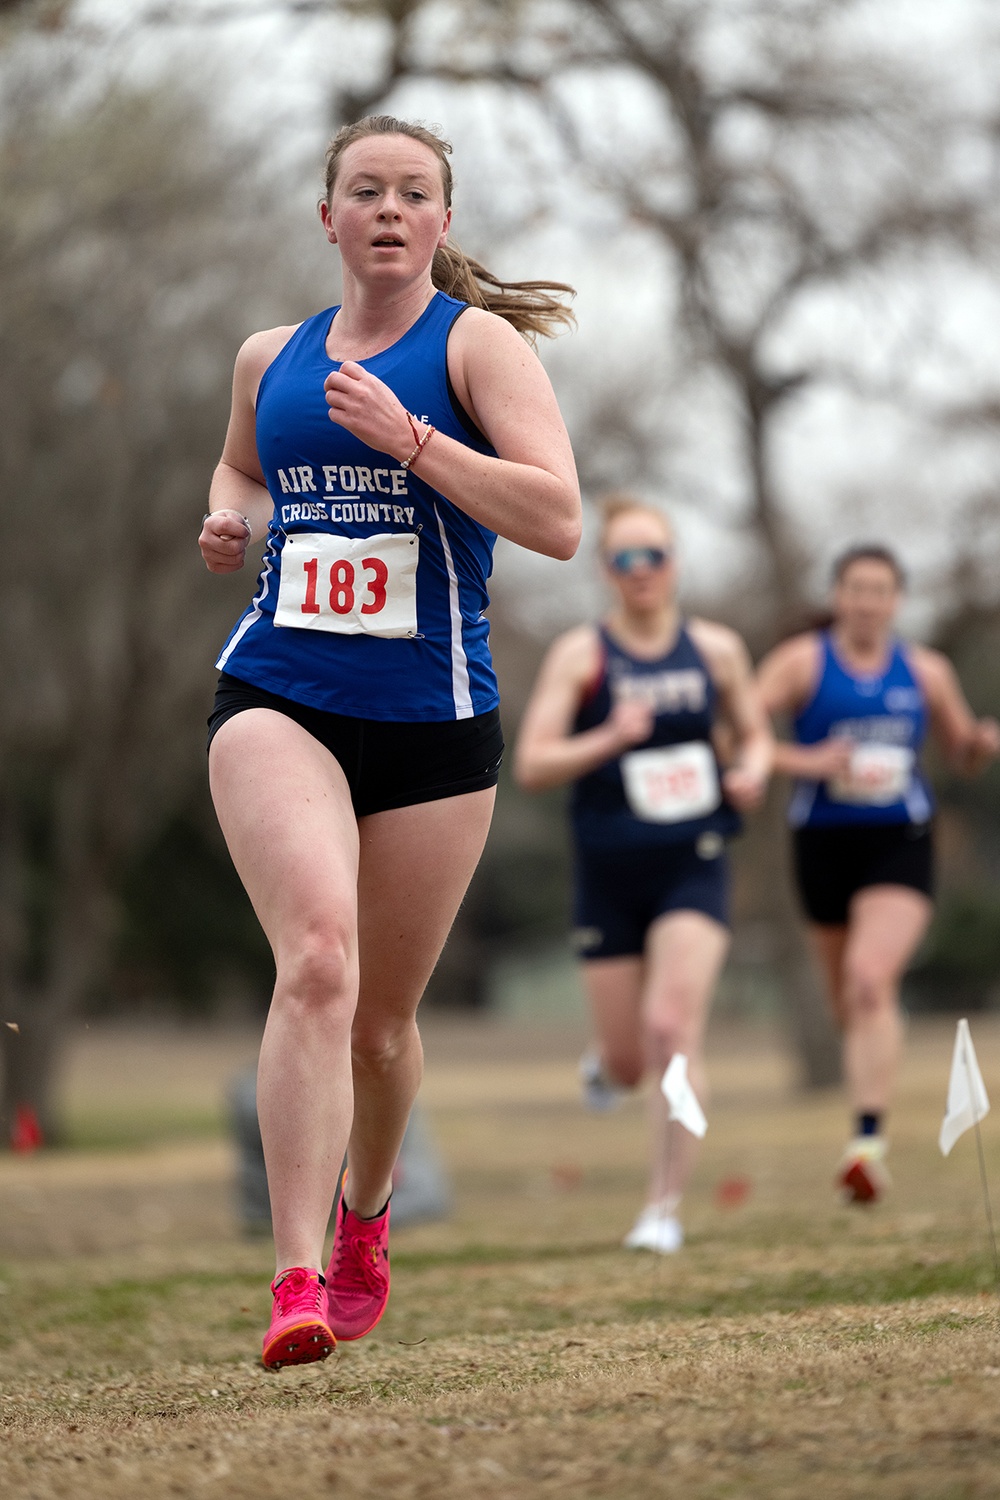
[274,531,418,639]
[621,741,721,824]
[828,744,914,806]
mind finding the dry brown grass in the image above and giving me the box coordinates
[2,1015,1000,1498]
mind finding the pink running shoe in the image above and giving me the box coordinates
[325,1193,391,1341]
[261,1267,335,1370]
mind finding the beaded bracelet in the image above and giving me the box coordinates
[401,413,436,471]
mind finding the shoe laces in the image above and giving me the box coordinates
[334,1229,388,1297]
[272,1266,325,1316]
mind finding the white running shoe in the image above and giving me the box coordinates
[837,1136,891,1205]
[623,1204,684,1254]
[579,1050,622,1112]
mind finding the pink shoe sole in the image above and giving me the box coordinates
[261,1266,336,1369]
[262,1317,336,1370]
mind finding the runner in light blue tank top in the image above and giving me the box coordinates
[198,117,581,1370]
[759,544,1000,1208]
[788,631,932,829]
[217,291,500,722]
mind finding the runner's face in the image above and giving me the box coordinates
[833,559,900,641]
[321,136,451,284]
[602,514,676,613]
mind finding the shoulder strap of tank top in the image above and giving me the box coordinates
[579,625,610,708]
[442,301,490,446]
[677,618,698,659]
[892,636,922,689]
[255,308,336,408]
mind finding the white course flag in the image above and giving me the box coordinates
[939,1018,991,1157]
[661,1053,707,1139]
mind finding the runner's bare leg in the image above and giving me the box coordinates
[346,789,496,1218]
[210,709,361,1276]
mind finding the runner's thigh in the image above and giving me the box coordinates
[642,910,730,1026]
[845,885,933,982]
[354,788,496,1021]
[581,957,645,1079]
[208,708,361,957]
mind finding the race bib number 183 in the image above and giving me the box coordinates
[274,531,418,639]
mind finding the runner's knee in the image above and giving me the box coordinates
[842,956,896,1017]
[351,1016,420,1076]
[603,1047,643,1089]
[645,996,701,1061]
[275,928,357,1019]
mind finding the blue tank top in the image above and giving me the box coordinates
[570,624,741,851]
[789,632,932,828]
[216,292,500,721]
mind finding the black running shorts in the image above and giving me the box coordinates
[572,834,731,961]
[793,821,934,927]
[207,672,503,817]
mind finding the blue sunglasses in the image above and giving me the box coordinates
[606,545,673,574]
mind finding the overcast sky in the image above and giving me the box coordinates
[62,0,1000,637]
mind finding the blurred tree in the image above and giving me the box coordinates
[142,0,1000,1068]
[455,0,998,1082]
[309,0,1000,1075]
[28,1,1000,1066]
[0,59,306,1141]
[0,0,70,31]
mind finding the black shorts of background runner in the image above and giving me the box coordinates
[793,822,934,927]
[572,835,730,961]
[208,672,503,817]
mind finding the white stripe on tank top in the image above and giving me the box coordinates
[434,502,473,719]
[215,539,276,672]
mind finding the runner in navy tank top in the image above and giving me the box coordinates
[199,117,581,1368]
[516,496,772,1253]
[758,545,1000,1205]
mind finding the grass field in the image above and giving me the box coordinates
[2,1015,1000,1498]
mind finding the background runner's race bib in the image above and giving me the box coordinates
[828,743,914,805]
[620,741,722,823]
[274,531,418,639]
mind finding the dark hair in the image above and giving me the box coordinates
[831,544,906,588]
[323,116,575,344]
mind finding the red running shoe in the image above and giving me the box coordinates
[837,1137,891,1205]
[325,1191,391,1341]
[261,1267,335,1370]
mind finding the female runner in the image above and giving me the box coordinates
[199,116,580,1366]
[757,544,1000,1202]
[514,497,771,1252]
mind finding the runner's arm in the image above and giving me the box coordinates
[323,310,581,560]
[911,646,1000,775]
[689,621,772,810]
[755,634,854,781]
[514,628,653,792]
[200,329,295,574]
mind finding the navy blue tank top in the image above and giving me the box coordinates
[570,624,741,851]
[789,632,932,828]
[216,292,500,722]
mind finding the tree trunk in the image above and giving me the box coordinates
[0,999,67,1145]
[777,939,843,1090]
[0,761,121,1145]
[735,784,842,1089]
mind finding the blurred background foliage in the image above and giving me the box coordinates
[4,0,1000,1139]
